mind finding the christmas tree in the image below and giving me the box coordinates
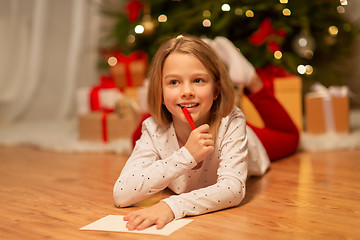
[99,0,359,91]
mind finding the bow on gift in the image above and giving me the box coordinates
[310,82,349,133]
[250,18,286,53]
[90,76,122,143]
[90,75,119,112]
[112,50,148,87]
[255,65,289,93]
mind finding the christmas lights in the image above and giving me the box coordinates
[100,0,359,87]
[221,4,230,12]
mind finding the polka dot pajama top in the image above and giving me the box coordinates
[113,107,270,219]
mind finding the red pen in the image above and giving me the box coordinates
[181,106,196,130]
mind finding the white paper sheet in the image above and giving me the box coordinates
[80,215,193,236]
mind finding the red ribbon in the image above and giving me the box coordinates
[89,75,117,143]
[90,75,117,112]
[101,112,108,143]
[256,65,289,92]
[249,18,286,53]
[112,50,148,87]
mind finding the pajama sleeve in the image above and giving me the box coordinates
[162,109,249,219]
[113,121,197,207]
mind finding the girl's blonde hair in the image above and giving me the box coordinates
[147,35,235,136]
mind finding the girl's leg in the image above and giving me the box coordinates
[246,76,299,160]
[247,123,299,161]
[203,36,299,160]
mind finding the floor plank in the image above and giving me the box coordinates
[0,146,359,239]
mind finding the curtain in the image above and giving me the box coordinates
[0,0,101,125]
[0,0,133,153]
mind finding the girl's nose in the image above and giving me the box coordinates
[181,83,194,98]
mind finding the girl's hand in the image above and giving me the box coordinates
[184,124,214,164]
[123,201,175,230]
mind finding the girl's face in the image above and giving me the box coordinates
[162,52,218,128]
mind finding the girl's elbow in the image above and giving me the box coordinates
[233,184,246,206]
[223,180,246,207]
[233,191,245,207]
[113,192,134,207]
[113,184,134,207]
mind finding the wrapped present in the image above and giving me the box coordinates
[109,51,148,88]
[240,66,303,131]
[305,83,349,134]
[76,76,123,115]
[78,112,139,142]
[115,97,141,118]
[123,83,148,113]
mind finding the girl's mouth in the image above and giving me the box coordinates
[178,103,199,108]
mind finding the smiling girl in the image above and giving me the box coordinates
[113,35,270,230]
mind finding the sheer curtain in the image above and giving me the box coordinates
[0,0,131,153]
[0,0,100,124]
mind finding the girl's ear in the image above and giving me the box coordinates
[214,81,220,100]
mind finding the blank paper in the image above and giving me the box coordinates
[80,215,193,236]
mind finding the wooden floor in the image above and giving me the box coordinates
[0,146,359,240]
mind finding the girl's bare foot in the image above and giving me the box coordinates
[246,74,263,94]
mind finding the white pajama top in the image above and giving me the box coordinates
[113,106,270,219]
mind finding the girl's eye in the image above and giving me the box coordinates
[194,78,203,83]
[170,80,178,85]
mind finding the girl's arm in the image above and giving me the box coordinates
[113,121,198,207]
[162,110,249,219]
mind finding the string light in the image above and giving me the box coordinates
[297,65,306,74]
[202,19,211,27]
[274,51,282,59]
[328,26,339,36]
[158,14,167,23]
[235,8,243,15]
[343,23,351,32]
[141,15,156,35]
[305,65,313,75]
[108,56,117,66]
[298,37,308,47]
[245,10,254,17]
[282,8,291,16]
[127,34,135,44]
[337,6,345,13]
[134,25,144,34]
[340,0,348,6]
[304,50,314,59]
[221,4,231,12]
[203,10,211,18]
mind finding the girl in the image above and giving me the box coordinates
[113,35,276,231]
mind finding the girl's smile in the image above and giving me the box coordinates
[162,53,217,128]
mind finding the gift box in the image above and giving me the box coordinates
[109,51,148,89]
[305,83,349,134]
[240,74,303,131]
[77,88,123,115]
[115,97,141,119]
[123,85,148,113]
[78,112,139,142]
[76,76,123,115]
